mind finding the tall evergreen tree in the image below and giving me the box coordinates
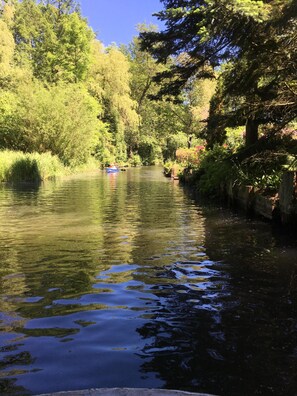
[140,0,296,146]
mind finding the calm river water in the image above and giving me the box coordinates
[0,167,296,396]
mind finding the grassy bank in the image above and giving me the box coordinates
[0,151,100,182]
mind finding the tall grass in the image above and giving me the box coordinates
[0,151,64,182]
[70,156,100,173]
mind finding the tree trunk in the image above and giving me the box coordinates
[245,118,259,146]
[187,135,193,149]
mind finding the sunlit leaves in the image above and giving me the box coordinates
[13,0,93,83]
[8,82,101,165]
[142,0,296,147]
[88,42,139,162]
[224,0,271,22]
[55,12,94,82]
[0,19,15,82]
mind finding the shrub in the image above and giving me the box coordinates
[197,160,233,197]
[233,150,288,192]
[0,82,101,166]
[176,145,205,166]
[183,133,295,198]
[183,145,234,196]
[163,160,174,177]
[129,153,142,167]
[0,151,64,182]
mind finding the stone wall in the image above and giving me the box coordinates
[278,171,297,225]
[224,171,297,227]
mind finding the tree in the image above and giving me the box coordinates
[207,2,297,146]
[41,0,79,15]
[88,43,139,162]
[0,81,101,165]
[127,31,196,163]
[54,11,94,82]
[0,0,104,166]
[0,16,15,85]
[181,71,216,147]
[127,29,168,159]
[13,0,46,69]
[140,0,296,146]
[13,0,93,83]
[128,29,216,162]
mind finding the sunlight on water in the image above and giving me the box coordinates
[0,167,297,396]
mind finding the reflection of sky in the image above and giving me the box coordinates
[1,169,296,395]
[0,169,207,393]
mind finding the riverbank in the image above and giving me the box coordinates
[165,135,297,230]
[223,172,297,227]
[180,169,297,229]
[0,150,100,183]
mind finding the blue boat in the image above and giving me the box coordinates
[106,166,120,173]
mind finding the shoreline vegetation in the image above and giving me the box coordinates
[0,150,100,183]
[164,136,297,228]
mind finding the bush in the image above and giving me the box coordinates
[0,82,101,166]
[129,153,142,167]
[163,160,174,177]
[183,145,234,197]
[175,145,206,166]
[182,131,296,198]
[176,148,198,165]
[0,151,64,182]
[233,150,288,192]
[197,160,233,197]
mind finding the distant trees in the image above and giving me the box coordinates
[127,27,211,163]
[99,46,139,163]
[128,32,185,163]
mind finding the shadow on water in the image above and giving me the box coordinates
[0,168,296,396]
[136,201,297,396]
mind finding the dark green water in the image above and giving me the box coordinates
[0,167,296,396]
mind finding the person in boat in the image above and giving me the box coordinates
[108,163,118,170]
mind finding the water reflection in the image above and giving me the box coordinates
[136,203,297,396]
[0,168,296,395]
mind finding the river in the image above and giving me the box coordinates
[0,167,296,396]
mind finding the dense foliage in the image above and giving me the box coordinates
[0,0,207,170]
[140,0,297,147]
[0,0,295,194]
[139,0,296,197]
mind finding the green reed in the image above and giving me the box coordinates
[0,151,64,182]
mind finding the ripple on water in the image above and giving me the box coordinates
[1,170,297,396]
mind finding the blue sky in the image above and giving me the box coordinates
[80,0,164,46]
